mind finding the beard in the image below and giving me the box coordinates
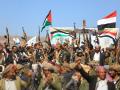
[9,74,16,80]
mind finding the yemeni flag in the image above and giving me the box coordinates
[97,11,117,30]
[41,10,52,32]
[98,28,119,46]
[99,28,118,38]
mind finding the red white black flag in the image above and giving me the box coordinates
[97,11,117,30]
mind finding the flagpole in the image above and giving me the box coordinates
[45,29,48,41]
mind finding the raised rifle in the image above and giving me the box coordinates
[22,27,27,42]
[6,27,10,46]
[95,30,99,44]
[82,20,91,62]
[38,26,41,42]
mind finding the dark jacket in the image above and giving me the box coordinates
[65,79,80,90]
[61,71,74,90]
[77,67,115,90]
[90,51,105,66]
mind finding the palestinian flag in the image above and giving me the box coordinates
[50,27,72,39]
[50,27,70,36]
[49,27,73,45]
[97,11,117,30]
[41,10,52,32]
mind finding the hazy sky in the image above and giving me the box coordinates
[0,0,119,36]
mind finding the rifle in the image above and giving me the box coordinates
[45,30,51,46]
[89,30,92,47]
[73,22,77,39]
[95,30,99,44]
[78,32,80,46]
[6,27,10,46]
[38,26,41,42]
[82,20,91,62]
[22,27,27,42]
[86,31,89,47]
[82,20,87,46]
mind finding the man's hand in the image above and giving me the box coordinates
[74,60,81,69]
[45,73,53,84]
[85,47,90,54]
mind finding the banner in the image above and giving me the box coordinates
[27,36,37,46]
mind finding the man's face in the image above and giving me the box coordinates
[12,47,17,53]
[97,68,106,80]
[109,70,116,78]
[36,44,43,49]
[36,44,40,49]
[56,45,61,51]
[95,46,100,53]
[105,52,110,57]
[7,67,17,79]
[43,68,50,76]
[77,52,83,57]
[73,72,81,81]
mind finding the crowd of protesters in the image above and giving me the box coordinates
[0,40,120,90]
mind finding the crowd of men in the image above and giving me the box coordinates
[0,40,120,90]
